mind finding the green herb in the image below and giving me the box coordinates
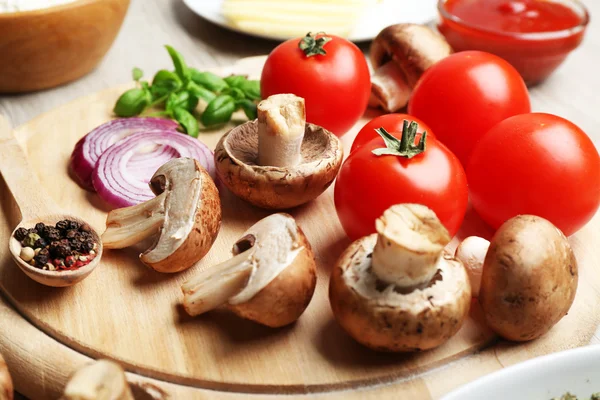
[132,67,143,82]
[113,45,263,136]
[201,95,236,127]
[114,88,152,117]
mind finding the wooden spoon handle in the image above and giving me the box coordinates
[0,115,58,221]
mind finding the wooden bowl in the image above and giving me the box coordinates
[0,0,130,93]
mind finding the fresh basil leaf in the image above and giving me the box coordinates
[132,67,143,82]
[189,69,228,93]
[165,45,190,81]
[166,90,199,113]
[151,70,181,100]
[236,98,257,120]
[201,95,236,127]
[223,87,245,101]
[240,79,261,100]
[113,88,151,117]
[186,81,217,103]
[173,107,199,138]
[224,75,247,89]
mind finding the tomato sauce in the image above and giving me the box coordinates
[438,0,588,85]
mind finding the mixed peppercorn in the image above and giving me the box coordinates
[14,219,98,271]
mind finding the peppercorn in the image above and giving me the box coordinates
[27,228,38,235]
[22,233,41,248]
[34,252,49,267]
[33,238,47,249]
[13,227,28,241]
[70,240,82,252]
[66,230,78,239]
[68,220,80,230]
[49,241,72,258]
[81,240,95,253]
[65,256,76,268]
[80,224,91,233]
[35,222,46,232]
[42,226,61,241]
[55,220,70,231]
[53,258,65,268]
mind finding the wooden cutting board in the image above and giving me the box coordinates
[1,56,600,400]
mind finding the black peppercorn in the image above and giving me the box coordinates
[35,222,46,232]
[43,227,61,241]
[27,228,38,235]
[81,241,95,253]
[66,230,78,239]
[80,224,91,233]
[49,241,72,258]
[70,240,82,252]
[34,253,49,268]
[55,220,70,231]
[33,238,47,249]
[14,227,28,241]
[68,220,80,231]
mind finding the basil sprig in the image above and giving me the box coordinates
[113,45,262,137]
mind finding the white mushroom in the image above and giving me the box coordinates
[370,24,452,112]
[329,204,471,352]
[182,213,317,327]
[455,236,490,297]
[102,158,221,273]
[61,360,133,400]
[214,94,343,209]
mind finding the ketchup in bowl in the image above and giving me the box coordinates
[438,0,589,85]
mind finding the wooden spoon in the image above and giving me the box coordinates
[0,116,102,287]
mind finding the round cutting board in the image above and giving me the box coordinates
[1,56,600,400]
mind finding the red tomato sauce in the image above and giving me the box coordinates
[438,0,588,85]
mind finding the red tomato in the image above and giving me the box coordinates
[351,114,434,154]
[335,127,468,241]
[408,51,531,166]
[468,113,600,236]
[261,33,370,136]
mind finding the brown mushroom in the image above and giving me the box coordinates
[214,94,343,209]
[0,353,13,400]
[61,360,133,400]
[479,215,578,341]
[102,157,221,273]
[370,24,452,112]
[455,236,491,298]
[329,204,471,352]
[181,213,317,327]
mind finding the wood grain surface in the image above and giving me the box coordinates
[1,55,600,399]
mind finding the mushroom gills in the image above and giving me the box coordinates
[61,360,133,400]
[257,93,306,167]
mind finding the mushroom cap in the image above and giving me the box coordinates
[479,215,578,341]
[329,234,471,352]
[227,215,317,327]
[140,158,221,273]
[370,23,453,88]
[214,120,343,210]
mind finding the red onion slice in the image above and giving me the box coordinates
[70,118,179,190]
[92,130,215,208]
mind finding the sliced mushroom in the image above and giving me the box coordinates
[102,158,221,273]
[214,94,343,209]
[182,213,317,327]
[455,236,491,298]
[329,204,471,352]
[0,353,13,400]
[61,360,133,400]
[370,24,452,112]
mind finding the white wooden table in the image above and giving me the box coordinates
[1,0,599,398]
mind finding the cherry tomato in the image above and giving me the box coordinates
[408,51,531,166]
[335,122,468,241]
[468,113,600,236]
[351,114,434,154]
[261,33,370,136]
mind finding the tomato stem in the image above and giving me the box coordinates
[372,121,427,158]
[298,32,332,57]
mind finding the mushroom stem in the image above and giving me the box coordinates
[371,204,450,289]
[101,192,166,249]
[61,360,133,400]
[370,61,411,113]
[257,94,306,167]
[455,236,490,298]
[181,249,253,316]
